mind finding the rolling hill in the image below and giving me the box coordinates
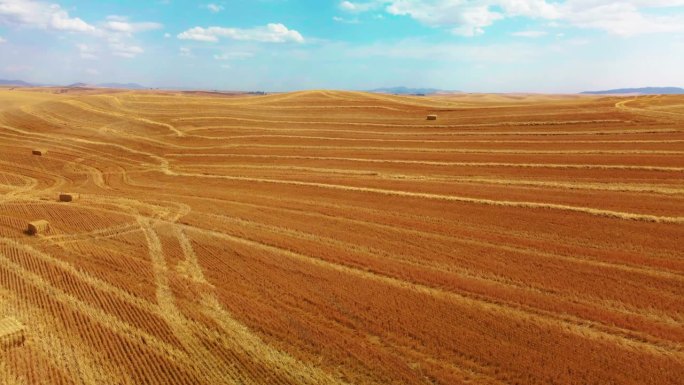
[0,88,682,384]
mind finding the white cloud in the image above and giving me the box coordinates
[178,23,304,43]
[0,1,160,59]
[339,1,380,12]
[0,36,5,43]
[104,15,162,34]
[0,0,96,33]
[333,16,360,24]
[559,1,684,36]
[385,1,503,36]
[512,30,547,38]
[499,0,560,19]
[213,52,254,61]
[51,11,95,32]
[164,32,171,38]
[339,0,684,37]
[206,3,224,13]
[179,47,192,57]
[97,16,159,58]
[110,41,144,58]
[177,27,218,42]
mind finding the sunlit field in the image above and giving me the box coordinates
[0,87,682,385]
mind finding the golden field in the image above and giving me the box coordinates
[0,87,682,384]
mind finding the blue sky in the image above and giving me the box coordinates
[1,0,684,92]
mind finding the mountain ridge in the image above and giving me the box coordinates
[0,79,34,87]
[581,87,684,95]
[0,79,147,89]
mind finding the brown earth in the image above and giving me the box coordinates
[0,88,682,385]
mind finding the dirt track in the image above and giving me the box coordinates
[0,88,682,384]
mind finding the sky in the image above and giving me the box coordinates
[0,0,684,92]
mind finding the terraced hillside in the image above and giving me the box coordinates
[0,88,682,384]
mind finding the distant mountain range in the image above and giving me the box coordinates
[67,82,146,89]
[581,87,684,95]
[1,79,146,89]
[5,80,682,95]
[369,86,458,95]
[0,79,33,87]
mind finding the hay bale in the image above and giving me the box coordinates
[426,115,438,121]
[32,149,47,156]
[59,193,79,202]
[0,317,26,350]
[27,220,49,235]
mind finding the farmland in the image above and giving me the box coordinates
[0,87,682,384]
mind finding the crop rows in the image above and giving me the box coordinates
[0,88,681,384]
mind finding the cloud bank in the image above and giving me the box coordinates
[178,23,304,43]
[0,0,162,58]
[340,0,684,36]
[0,0,96,32]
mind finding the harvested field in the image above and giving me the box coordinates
[0,88,682,384]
